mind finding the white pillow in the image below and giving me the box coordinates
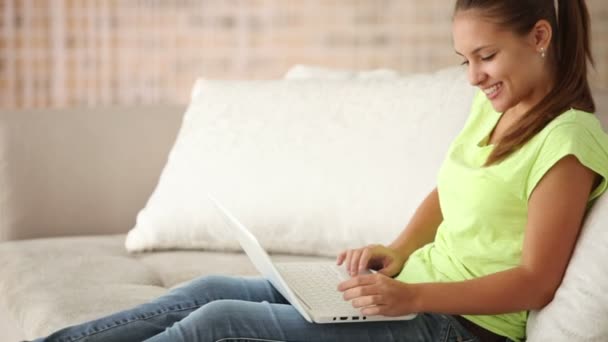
[125,66,475,256]
[526,193,608,341]
[284,64,401,80]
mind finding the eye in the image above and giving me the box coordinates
[481,53,497,61]
[460,60,469,66]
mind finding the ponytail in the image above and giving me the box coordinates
[554,0,594,110]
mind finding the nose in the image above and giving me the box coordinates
[467,63,486,86]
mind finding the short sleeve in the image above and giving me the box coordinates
[526,122,608,202]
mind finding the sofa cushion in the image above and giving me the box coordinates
[0,234,328,339]
[125,66,476,256]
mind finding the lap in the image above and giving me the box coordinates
[147,298,479,342]
[36,275,480,342]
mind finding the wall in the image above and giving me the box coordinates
[1,0,607,108]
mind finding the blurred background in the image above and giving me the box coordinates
[1,0,607,109]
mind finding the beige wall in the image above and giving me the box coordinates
[1,0,607,109]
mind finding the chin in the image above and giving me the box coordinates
[487,97,512,114]
[489,101,506,113]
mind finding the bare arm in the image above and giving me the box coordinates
[341,155,599,315]
[336,188,443,277]
[388,187,444,260]
[337,187,444,276]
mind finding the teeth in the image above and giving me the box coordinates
[484,83,501,96]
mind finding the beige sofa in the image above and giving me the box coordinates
[1,69,607,341]
[0,105,332,342]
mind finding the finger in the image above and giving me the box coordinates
[360,305,384,316]
[336,251,346,265]
[343,249,353,272]
[343,282,382,301]
[358,247,374,272]
[349,249,363,275]
[377,264,397,276]
[342,283,377,301]
[337,273,378,292]
[351,295,383,308]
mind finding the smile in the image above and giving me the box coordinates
[483,82,502,99]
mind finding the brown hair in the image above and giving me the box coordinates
[454,0,595,166]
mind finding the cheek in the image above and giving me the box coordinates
[507,50,542,81]
[491,59,525,89]
[509,62,541,91]
[484,57,515,81]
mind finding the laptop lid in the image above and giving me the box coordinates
[206,193,314,322]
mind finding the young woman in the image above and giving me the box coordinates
[33,1,608,341]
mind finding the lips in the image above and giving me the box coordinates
[483,82,502,100]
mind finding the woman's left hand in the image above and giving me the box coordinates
[337,273,418,316]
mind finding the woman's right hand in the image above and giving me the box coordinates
[336,244,407,278]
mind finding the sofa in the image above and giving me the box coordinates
[1,66,607,342]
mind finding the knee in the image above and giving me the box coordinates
[189,300,250,338]
[171,300,280,341]
[196,300,240,323]
[171,275,238,301]
[145,301,245,341]
[180,274,234,290]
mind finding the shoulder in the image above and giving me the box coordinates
[544,108,604,133]
[525,108,608,201]
[534,108,608,149]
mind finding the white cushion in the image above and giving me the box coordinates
[125,67,475,256]
[526,193,608,341]
[284,64,401,80]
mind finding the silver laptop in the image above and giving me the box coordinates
[207,194,417,324]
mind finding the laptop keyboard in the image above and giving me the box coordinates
[275,262,360,314]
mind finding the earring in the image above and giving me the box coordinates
[540,47,546,58]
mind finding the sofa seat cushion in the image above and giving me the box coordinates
[0,234,330,339]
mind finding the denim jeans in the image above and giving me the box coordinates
[33,275,487,342]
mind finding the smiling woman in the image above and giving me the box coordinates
[452,0,595,166]
[28,1,608,342]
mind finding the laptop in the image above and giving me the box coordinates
[207,194,417,324]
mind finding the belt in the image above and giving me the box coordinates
[454,315,506,342]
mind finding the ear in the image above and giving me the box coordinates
[528,19,553,52]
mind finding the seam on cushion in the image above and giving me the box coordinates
[134,258,168,289]
[63,303,204,342]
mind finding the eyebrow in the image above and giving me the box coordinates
[454,45,495,56]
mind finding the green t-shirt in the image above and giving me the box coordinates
[396,91,608,341]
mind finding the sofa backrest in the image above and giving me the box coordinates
[0,105,184,241]
[0,84,606,243]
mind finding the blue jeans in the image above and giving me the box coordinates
[33,275,484,342]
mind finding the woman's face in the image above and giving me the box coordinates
[452,9,552,115]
